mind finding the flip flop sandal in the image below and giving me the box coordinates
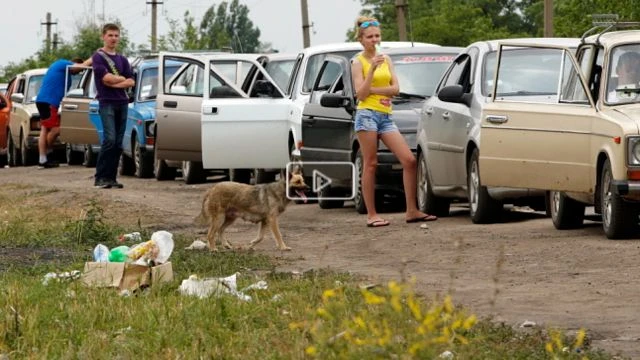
[367,219,390,227]
[406,214,438,223]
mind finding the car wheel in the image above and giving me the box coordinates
[254,168,276,184]
[318,186,344,209]
[548,190,585,230]
[468,148,502,223]
[65,144,83,165]
[134,139,154,178]
[154,150,176,181]
[83,145,97,167]
[417,152,450,217]
[118,153,135,176]
[601,159,639,239]
[8,131,20,167]
[182,161,206,184]
[229,169,252,184]
[20,132,36,166]
[353,148,367,214]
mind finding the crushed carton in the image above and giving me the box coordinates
[81,261,173,291]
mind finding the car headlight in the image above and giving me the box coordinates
[628,137,640,165]
[145,120,155,137]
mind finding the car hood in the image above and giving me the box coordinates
[604,105,640,134]
[130,101,156,120]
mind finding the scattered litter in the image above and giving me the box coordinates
[185,240,208,250]
[420,224,429,229]
[120,289,132,297]
[119,232,142,242]
[179,273,267,301]
[271,294,283,302]
[359,283,379,290]
[520,320,537,328]
[334,280,343,287]
[290,270,302,280]
[439,350,454,359]
[42,270,81,285]
[93,244,109,262]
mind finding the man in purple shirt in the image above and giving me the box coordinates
[91,23,135,189]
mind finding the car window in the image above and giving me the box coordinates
[439,55,471,92]
[314,61,342,91]
[25,75,44,103]
[166,61,203,96]
[287,54,303,96]
[264,59,295,94]
[560,51,590,104]
[211,60,253,87]
[391,53,456,97]
[302,50,358,93]
[605,44,640,105]
[138,65,179,101]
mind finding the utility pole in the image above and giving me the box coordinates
[41,12,57,54]
[395,0,408,41]
[52,33,60,52]
[147,0,163,52]
[544,0,553,37]
[300,0,311,48]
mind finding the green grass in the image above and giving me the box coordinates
[0,185,618,359]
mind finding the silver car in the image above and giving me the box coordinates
[416,38,579,223]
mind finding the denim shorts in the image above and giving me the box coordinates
[354,109,398,134]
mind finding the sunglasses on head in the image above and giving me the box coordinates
[359,20,380,28]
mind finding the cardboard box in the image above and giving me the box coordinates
[81,262,173,291]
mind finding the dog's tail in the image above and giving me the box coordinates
[194,195,209,225]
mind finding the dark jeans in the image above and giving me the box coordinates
[95,103,127,181]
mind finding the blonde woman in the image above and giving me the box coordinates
[351,16,437,227]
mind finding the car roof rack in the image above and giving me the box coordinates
[581,14,640,45]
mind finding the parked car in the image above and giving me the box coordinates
[0,83,7,95]
[0,92,10,166]
[415,37,580,223]
[479,28,640,239]
[300,46,462,212]
[154,52,298,184]
[118,57,181,178]
[5,68,63,166]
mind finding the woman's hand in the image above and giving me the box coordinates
[370,54,385,71]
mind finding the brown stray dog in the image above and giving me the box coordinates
[197,168,308,252]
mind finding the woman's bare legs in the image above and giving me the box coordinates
[356,130,383,222]
[379,130,433,220]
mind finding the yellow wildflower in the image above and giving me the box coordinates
[574,328,586,348]
[362,289,386,305]
[407,296,423,321]
[463,314,477,330]
[305,346,317,356]
[322,289,337,303]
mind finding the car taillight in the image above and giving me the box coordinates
[30,116,40,131]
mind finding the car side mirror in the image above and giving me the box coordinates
[320,93,352,108]
[438,85,472,107]
[10,93,24,103]
[254,80,277,97]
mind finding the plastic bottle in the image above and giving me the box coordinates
[108,245,131,262]
[93,244,110,262]
[119,232,142,242]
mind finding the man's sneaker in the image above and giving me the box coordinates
[109,180,124,189]
[94,179,112,189]
[37,160,59,169]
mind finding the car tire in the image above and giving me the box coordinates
[254,168,276,184]
[83,145,97,167]
[353,148,367,214]
[318,186,344,209]
[65,144,83,165]
[20,132,36,166]
[468,148,502,224]
[8,131,20,167]
[154,150,176,181]
[548,190,585,230]
[134,139,154,178]
[119,153,135,176]
[600,159,639,239]
[182,161,206,184]
[417,152,450,217]
[229,169,252,184]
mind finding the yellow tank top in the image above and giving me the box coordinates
[356,53,393,114]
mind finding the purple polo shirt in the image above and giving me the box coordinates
[91,51,134,105]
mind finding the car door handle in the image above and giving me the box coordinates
[424,107,433,116]
[63,104,78,110]
[203,107,218,115]
[442,111,451,120]
[163,100,177,108]
[485,115,508,124]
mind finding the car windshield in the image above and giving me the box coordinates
[26,75,44,103]
[605,44,640,105]
[391,53,456,98]
[138,65,180,101]
[483,49,565,97]
[264,59,295,95]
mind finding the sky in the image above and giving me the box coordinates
[1,0,363,68]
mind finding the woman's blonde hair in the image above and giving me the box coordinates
[355,16,379,40]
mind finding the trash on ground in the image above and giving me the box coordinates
[93,244,109,262]
[185,240,208,250]
[104,230,175,264]
[520,320,537,328]
[439,350,454,359]
[420,223,429,229]
[82,261,173,291]
[179,273,267,301]
[119,232,142,242]
[42,270,81,285]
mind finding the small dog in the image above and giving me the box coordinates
[196,168,308,252]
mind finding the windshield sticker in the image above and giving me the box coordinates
[395,55,455,64]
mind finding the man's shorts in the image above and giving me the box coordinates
[36,102,60,129]
[354,108,398,134]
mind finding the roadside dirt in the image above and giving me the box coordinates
[2,164,639,358]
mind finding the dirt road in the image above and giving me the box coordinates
[2,164,639,358]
